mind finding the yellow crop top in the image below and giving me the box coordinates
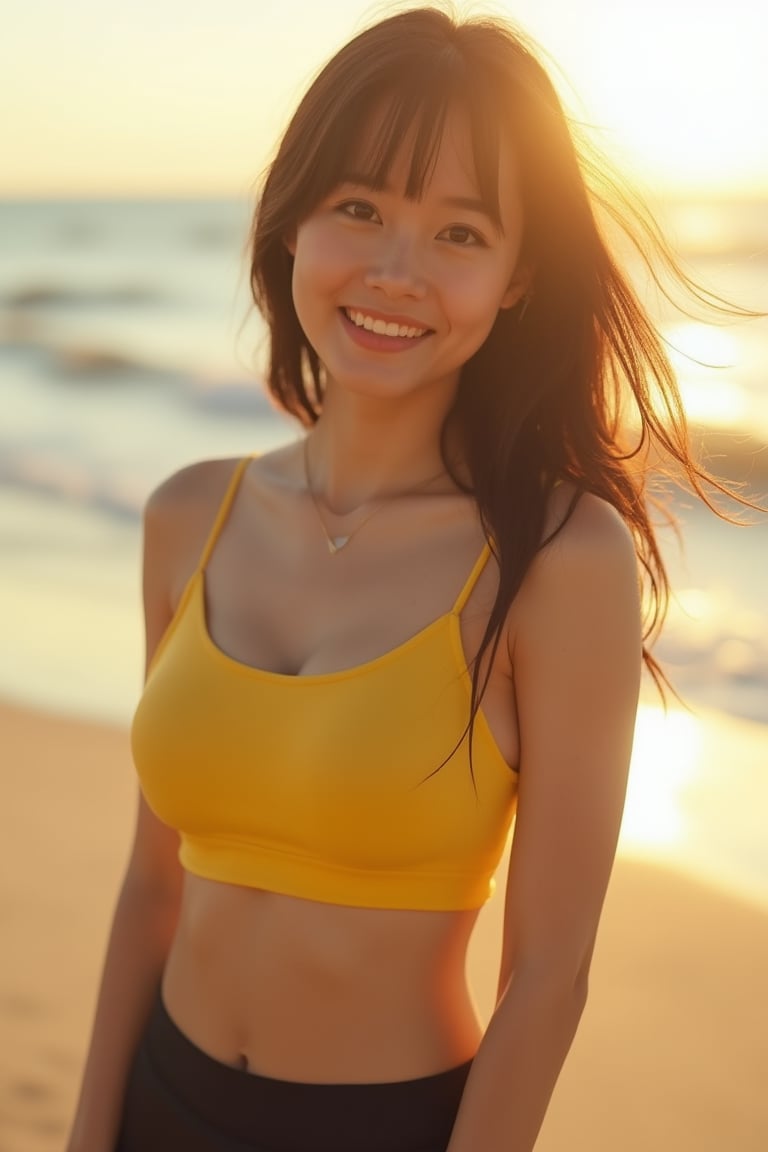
[131,456,519,911]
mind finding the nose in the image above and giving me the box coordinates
[363,237,427,300]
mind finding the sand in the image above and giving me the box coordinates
[1,698,767,1152]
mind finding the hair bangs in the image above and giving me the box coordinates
[464,85,504,231]
[336,75,505,234]
[338,81,451,201]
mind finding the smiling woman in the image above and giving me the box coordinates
[285,111,527,406]
[64,8,760,1152]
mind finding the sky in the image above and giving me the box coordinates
[3,0,768,198]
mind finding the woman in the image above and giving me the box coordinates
[66,7,738,1151]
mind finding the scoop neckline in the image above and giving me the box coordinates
[196,568,454,684]
[193,571,517,777]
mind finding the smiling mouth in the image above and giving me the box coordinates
[341,307,432,340]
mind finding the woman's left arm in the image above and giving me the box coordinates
[446,495,643,1152]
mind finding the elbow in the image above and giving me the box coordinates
[499,957,591,1026]
[536,933,596,1009]
[492,964,588,1058]
[535,967,590,1039]
[542,964,590,1020]
[572,967,590,1022]
[567,951,591,1011]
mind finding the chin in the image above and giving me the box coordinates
[325,365,458,407]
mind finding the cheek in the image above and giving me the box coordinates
[290,226,362,348]
[441,263,513,328]
[292,224,353,296]
[290,236,335,332]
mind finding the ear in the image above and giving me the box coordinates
[499,264,533,311]
[284,228,297,257]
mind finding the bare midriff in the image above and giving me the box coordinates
[161,873,484,1083]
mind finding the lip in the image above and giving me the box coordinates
[338,304,435,352]
[342,305,433,331]
[338,307,433,354]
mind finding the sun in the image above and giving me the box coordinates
[557,1,767,193]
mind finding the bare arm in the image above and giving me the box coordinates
[65,800,182,1151]
[65,457,245,1150]
[446,495,642,1152]
[65,483,189,1152]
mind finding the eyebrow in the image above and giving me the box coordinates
[339,173,502,230]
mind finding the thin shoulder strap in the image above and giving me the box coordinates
[452,540,493,614]
[198,455,253,570]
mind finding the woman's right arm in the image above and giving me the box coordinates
[64,798,183,1152]
[65,484,189,1152]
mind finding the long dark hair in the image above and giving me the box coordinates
[249,6,756,748]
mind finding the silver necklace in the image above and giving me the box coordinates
[303,437,446,554]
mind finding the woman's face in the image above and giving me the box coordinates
[286,105,528,407]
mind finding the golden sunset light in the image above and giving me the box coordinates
[565,1,766,192]
[4,0,768,197]
[3,6,768,1150]
[664,323,750,427]
[620,707,701,850]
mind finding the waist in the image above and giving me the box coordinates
[161,873,483,1082]
[131,988,473,1152]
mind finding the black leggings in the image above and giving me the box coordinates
[116,989,473,1152]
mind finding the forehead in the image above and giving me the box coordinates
[341,99,517,228]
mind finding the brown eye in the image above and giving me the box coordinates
[440,225,485,247]
[337,200,380,223]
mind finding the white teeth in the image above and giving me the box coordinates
[346,309,426,339]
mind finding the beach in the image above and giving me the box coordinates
[3,697,767,1152]
[1,194,767,1149]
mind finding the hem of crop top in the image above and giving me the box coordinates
[179,834,499,910]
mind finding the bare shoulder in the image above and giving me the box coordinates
[145,456,244,524]
[536,484,637,585]
[546,482,634,555]
[146,454,250,544]
[141,456,247,607]
[145,442,300,520]
[144,441,303,564]
[509,485,640,651]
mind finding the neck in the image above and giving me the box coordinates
[307,383,462,514]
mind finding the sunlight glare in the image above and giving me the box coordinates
[663,323,748,427]
[620,707,702,852]
[574,2,766,192]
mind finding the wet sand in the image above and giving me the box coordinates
[2,698,767,1151]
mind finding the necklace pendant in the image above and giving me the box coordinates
[328,535,350,553]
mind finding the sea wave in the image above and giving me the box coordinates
[0,283,164,310]
[653,589,768,726]
[0,332,271,403]
[0,333,191,388]
[0,198,251,252]
[0,450,144,522]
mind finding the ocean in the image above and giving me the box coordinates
[1,197,767,905]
